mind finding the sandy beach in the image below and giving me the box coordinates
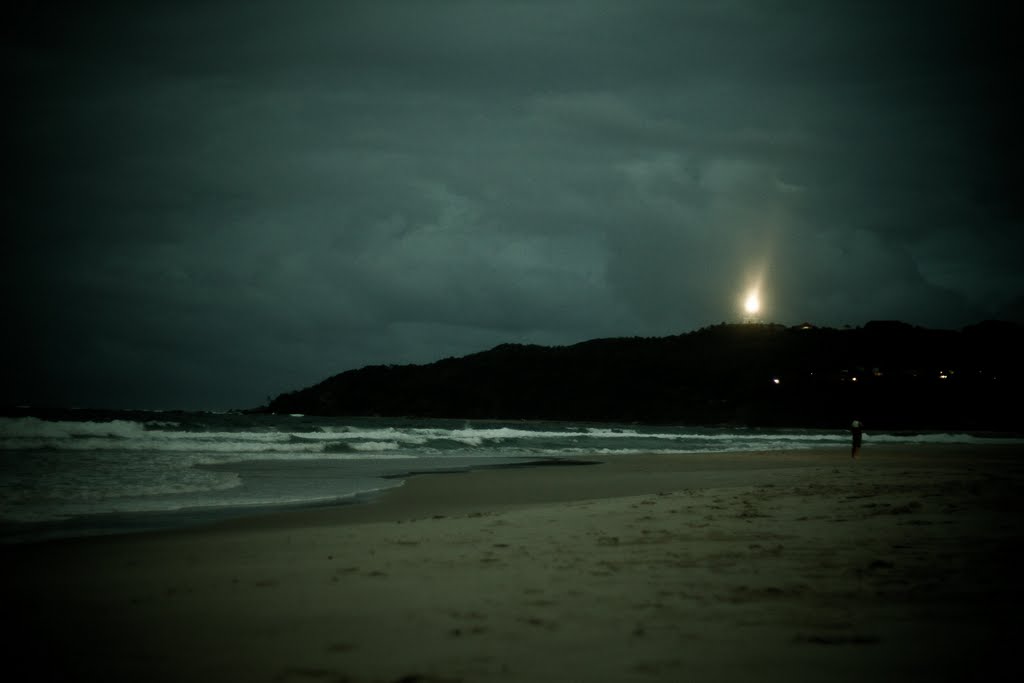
[5,445,1023,682]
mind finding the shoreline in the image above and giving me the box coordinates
[0,456,601,545]
[5,445,1023,682]
[192,443,1021,530]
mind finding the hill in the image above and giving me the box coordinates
[261,321,1024,431]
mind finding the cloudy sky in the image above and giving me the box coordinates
[6,0,1021,410]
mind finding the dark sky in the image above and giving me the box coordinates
[6,0,1022,410]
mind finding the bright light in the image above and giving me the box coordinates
[744,291,760,315]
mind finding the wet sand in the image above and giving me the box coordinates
[5,446,1023,682]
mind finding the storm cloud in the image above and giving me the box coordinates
[6,0,1021,409]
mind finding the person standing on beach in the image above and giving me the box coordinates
[850,420,863,459]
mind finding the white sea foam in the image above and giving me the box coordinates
[3,418,1021,458]
[863,432,1024,445]
[3,414,1022,537]
[348,441,401,452]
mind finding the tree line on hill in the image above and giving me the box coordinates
[261,320,1023,431]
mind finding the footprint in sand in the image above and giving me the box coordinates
[449,626,487,637]
[520,616,558,631]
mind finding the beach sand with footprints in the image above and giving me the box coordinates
[6,446,1023,682]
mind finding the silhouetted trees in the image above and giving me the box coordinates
[262,321,1024,431]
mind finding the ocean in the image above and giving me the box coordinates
[2,412,1020,543]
